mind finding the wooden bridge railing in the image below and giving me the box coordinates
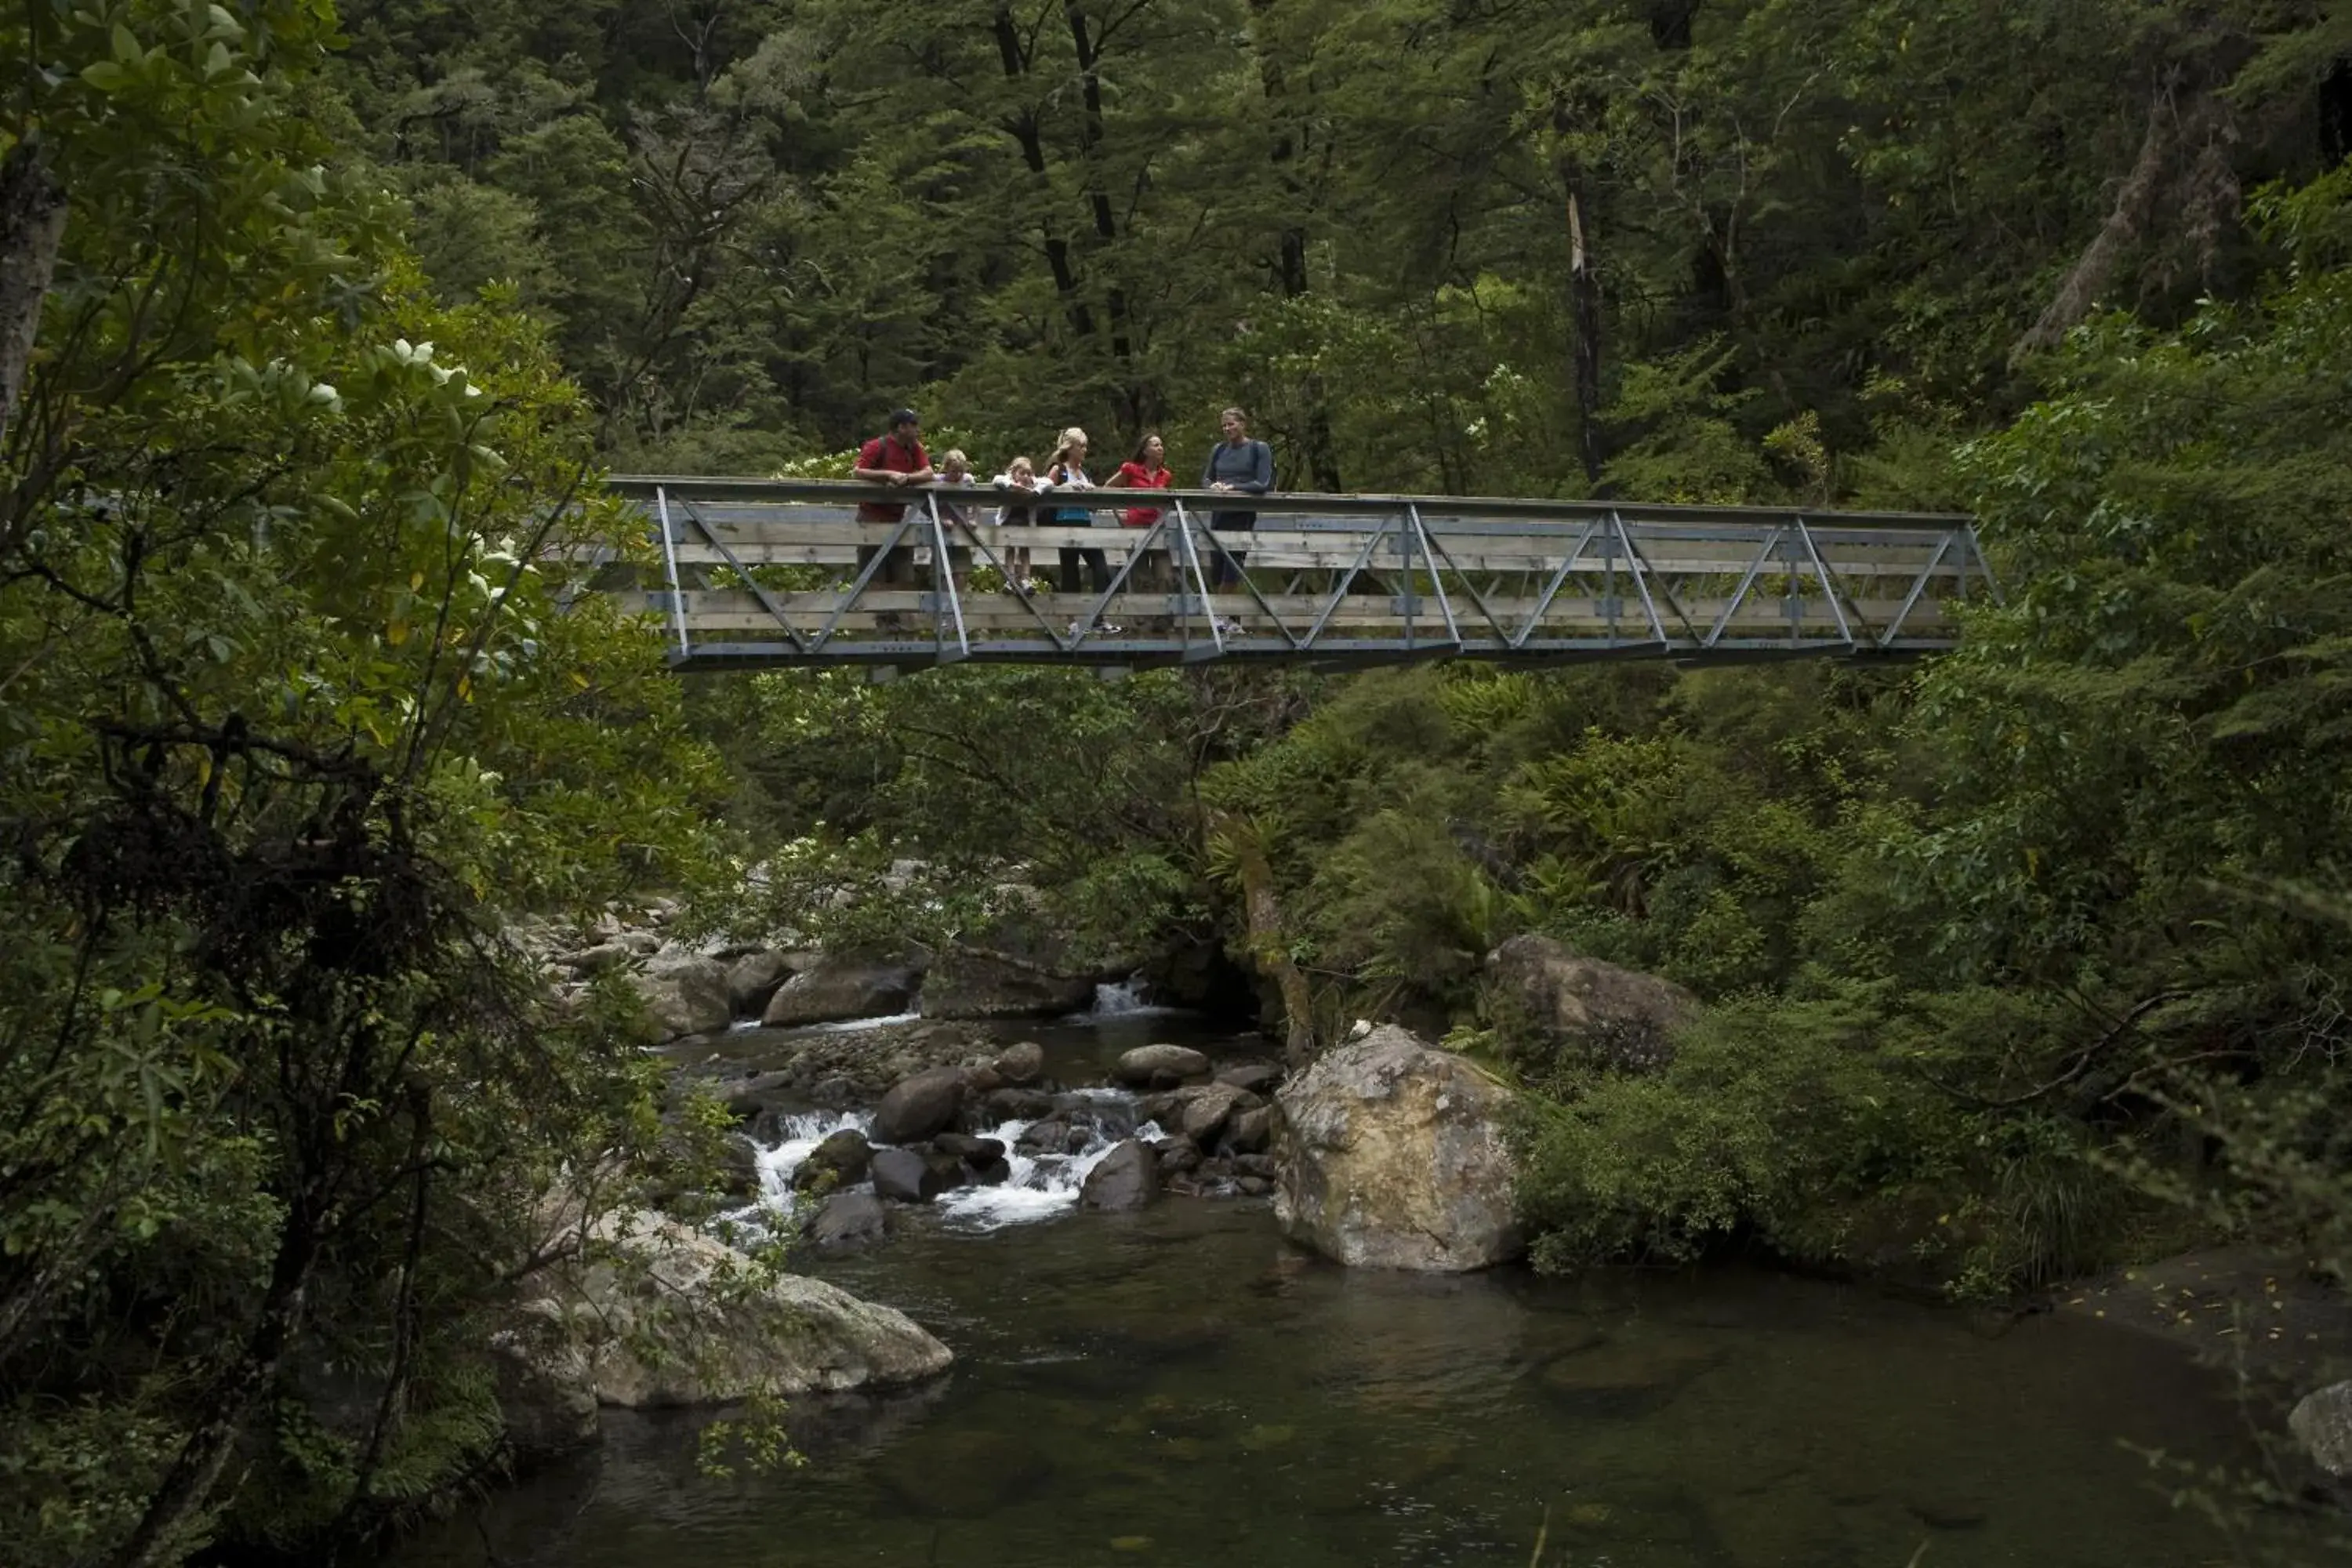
[584,477,1994,670]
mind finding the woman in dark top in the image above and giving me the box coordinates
[1200,406,1272,588]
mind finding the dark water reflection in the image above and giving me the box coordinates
[394,1196,2332,1567]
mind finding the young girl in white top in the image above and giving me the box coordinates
[991,454,1039,591]
[934,448,978,593]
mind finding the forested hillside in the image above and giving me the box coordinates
[337,0,2351,491]
[6,0,2352,1563]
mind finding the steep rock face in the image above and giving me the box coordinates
[2293,1381,2352,1478]
[1273,1025,1523,1272]
[1484,935,1697,1075]
[917,946,1096,1019]
[761,952,924,1027]
[535,1208,952,1406]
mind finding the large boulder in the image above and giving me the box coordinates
[990,1040,1047,1085]
[918,946,1096,1019]
[761,952,924,1028]
[2292,1381,2352,1478]
[870,1066,968,1145]
[1112,1044,1211,1088]
[870,1146,953,1203]
[1216,1062,1283,1095]
[790,1128,873,1193]
[1178,1083,1252,1146]
[541,1208,952,1406]
[1079,1139,1159,1210]
[635,955,734,1041]
[1483,935,1697,1076]
[802,1191,891,1251]
[1273,1025,1523,1271]
[488,1310,601,1465]
[725,949,793,1017]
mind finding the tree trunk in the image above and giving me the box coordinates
[0,138,67,459]
[1211,810,1316,1067]
[993,9,1096,339]
[2013,82,2178,361]
[1552,104,1606,488]
[1064,3,1147,428]
[112,1197,326,1568]
[1251,0,1342,490]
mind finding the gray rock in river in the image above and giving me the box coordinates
[1216,1062,1283,1094]
[724,949,793,1016]
[870,1145,953,1203]
[489,1313,601,1465]
[1273,1024,1523,1271]
[1015,1116,1076,1153]
[982,1086,1056,1121]
[1179,1083,1250,1145]
[1226,1105,1273,1154]
[870,1065,968,1145]
[1113,1043,1211,1088]
[1080,1138,1159,1210]
[531,1207,951,1406]
[722,1069,798,1123]
[634,954,734,1041]
[802,1190,891,1250]
[991,1040,1047,1084]
[2292,1380,2352,1477]
[761,951,924,1027]
[791,1127,873,1192]
[917,946,1095,1019]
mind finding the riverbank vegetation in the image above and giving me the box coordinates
[7,0,2352,1561]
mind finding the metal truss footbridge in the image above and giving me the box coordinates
[593,477,1992,671]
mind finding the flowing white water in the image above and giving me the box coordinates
[1083,976,1176,1018]
[745,1102,1160,1234]
[933,1116,1163,1231]
[786,1010,924,1034]
[750,1109,874,1208]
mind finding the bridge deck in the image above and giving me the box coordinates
[594,477,1992,670]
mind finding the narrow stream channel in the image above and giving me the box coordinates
[389,1014,2335,1567]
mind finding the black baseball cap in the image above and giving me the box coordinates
[889,407,920,427]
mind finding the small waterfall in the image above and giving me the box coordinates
[1087,975,1167,1017]
[935,1113,1162,1230]
[752,1109,874,1206]
[744,1098,1159,1233]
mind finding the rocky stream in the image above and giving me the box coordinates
[390,909,2349,1566]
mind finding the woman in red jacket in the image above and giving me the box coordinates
[1106,432,1173,599]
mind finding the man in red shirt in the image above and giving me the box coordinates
[852,408,934,593]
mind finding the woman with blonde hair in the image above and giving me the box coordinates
[1040,426,1110,597]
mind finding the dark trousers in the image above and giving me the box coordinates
[1058,516,1111,593]
[1209,512,1255,587]
[856,510,916,588]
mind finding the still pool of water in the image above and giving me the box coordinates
[391,1196,2336,1567]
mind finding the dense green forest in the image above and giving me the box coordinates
[6,0,2352,1562]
